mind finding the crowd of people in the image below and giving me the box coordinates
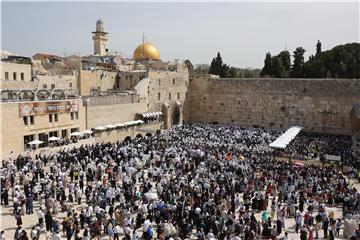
[1,123,359,240]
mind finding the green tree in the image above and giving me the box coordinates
[290,47,306,78]
[316,40,322,55]
[228,67,238,78]
[209,52,223,75]
[260,52,273,77]
[278,50,291,75]
[220,64,230,78]
[271,56,286,78]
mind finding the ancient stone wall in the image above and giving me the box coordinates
[185,75,360,135]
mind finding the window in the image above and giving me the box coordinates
[43,84,47,89]
[21,73,24,80]
[169,93,171,101]
[177,92,180,100]
[54,113,58,122]
[13,72,17,80]
[75,112,79,119]
[49,114,53,123]
[24,135,34,150]
[5,72,9,80]
[71,112,74,120]
[51,84,55,89]
[23,117,28,125]
[173,78,175,85]
[29,116,34,125]
[158,93,161,101]
[61,129,67,138]
[69,83,72,88]
[158,79,161,86]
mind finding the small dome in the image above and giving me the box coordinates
[96,19,104,32]
[133,42,160,61]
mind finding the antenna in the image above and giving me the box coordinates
[142,33,145,59]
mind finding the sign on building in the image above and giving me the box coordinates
[19,100,79,116]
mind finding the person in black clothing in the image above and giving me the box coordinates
[45,211,53,232]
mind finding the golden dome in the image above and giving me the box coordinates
[133,42,160,61]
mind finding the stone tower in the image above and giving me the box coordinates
[92,19,108,55]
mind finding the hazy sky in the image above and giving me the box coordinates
[1,2,359,68]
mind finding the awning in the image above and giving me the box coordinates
[49,136,60,141]
[105,124,116,129]
[95,126,106,130]
[139,111,162,118]
[115,123,125,127]
[82,129,93,134]
[269,126,303,149]
[70,132,82,136]
[27,140,44,145]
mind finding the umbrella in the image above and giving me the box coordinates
[27,140,44,145]
[82,130,93,134]
[48,136,60,141]
[70,132,81,136]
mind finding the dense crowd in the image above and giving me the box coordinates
[1,123,359,240]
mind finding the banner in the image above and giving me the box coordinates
[19,100,79,117]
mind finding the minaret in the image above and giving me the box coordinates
[92,19,108,55]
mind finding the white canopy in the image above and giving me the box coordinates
[115,123,125,127]
[82,129,93,134]
[27,140,44,145]
[49,136,60,141]
[269,126,303,149]
[105,124,116,129]
[70,131,82,136]
[95,126,106,130]
[140,111,162,118]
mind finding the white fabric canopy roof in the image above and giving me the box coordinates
[82,129,93,134]
[70,131,82,136]
[105,124,116,129]
[269,126,303,149]
[95,126,106,130]
[140,111,162,118]
[49,136,60,141]
[27,140,44,145]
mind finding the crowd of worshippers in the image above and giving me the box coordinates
[1,123,360,240]
[276,132,354,164]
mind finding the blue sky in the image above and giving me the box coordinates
[1,2,359,68]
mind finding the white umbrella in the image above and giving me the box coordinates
[27,140,44,145]
[70,132,81,136]
[48,136,60,141]
[82,130,93,134]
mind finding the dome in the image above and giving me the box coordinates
[96,19,104,32]
[133,42,160,61]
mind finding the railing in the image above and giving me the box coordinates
[84,94,139,106]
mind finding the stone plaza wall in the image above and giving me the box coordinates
[186,75,360,135]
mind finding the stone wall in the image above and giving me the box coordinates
[186,75,360,135]
[78,69,117,96]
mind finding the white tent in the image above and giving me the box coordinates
[269,126,303,149]
[82,129,93,134]
[27,140,44,145]
[70,132,82,136]
[49,136,60,141]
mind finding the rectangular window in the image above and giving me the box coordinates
[23,116,28,125]
[54,113,58,122]
[71,112,74,120]
[5,72,9,80]
[30,116,34,125]
[13,72,17,80]
[51,84,55,89]
[49,114,53,123]
[24,135,34,150]
[169,93,171,101]
[21,72,24,80]
[75,112,79,119]
[43,84,47,89]
[69,83,72,88]
[62,129,67,138]
[173,78,175,85]
[158,93,161,101]
[177,92,180,99]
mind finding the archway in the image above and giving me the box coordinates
[172,104,181,125]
